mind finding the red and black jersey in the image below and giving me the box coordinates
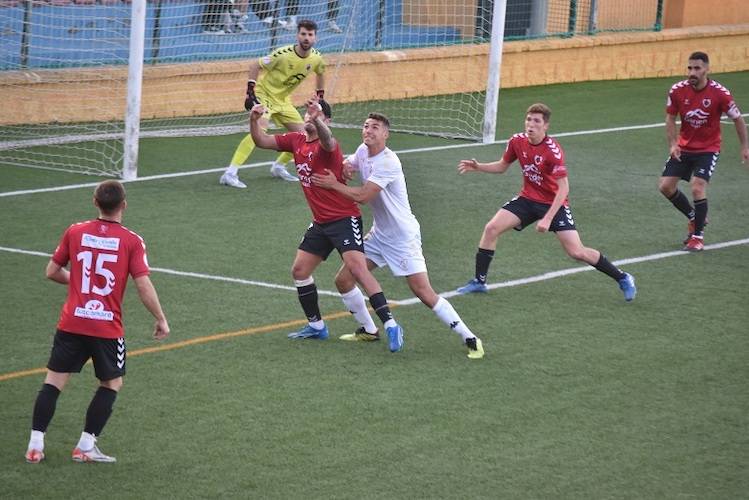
[502,133,568,205]
[51,219,149,339]
[666,79,741,153]
[275,132,361,223]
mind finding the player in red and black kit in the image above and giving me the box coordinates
[249,97,405,352]
[25,180,169,464]
[455,102,637,301]
[659,51,749,252]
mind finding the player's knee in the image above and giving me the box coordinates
[565,247,587,261]
[290,264,309,281]
[658,181,675,196]
[483,222,501,240]
[101,377,123,392]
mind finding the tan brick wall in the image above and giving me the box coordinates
[3,25,748,126]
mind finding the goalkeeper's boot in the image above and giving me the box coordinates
[219,172,247,189]
[386,324,404,353]
[339,327,380,342]
[456,278,487,295]
[288,324,329,340]
[25,448,45,464]
[465,337,485,360]
[617,273,637,302]
[72,444,116,463]
[270,163,299,182]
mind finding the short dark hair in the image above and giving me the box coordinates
[94,180,126,214]
[297,19,317,32]
[689,51,709,64]
[526,103,551,123]
[319,99,332,119]
[367,112,390,128]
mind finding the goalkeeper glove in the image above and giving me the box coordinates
[244,80,259,111]
[316,89,328,114]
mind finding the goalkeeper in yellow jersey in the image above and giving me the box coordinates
[220,19,327,188]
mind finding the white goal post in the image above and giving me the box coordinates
[1,0,506,179]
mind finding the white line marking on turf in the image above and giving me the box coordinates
[3,238,748,304]
[388,237,749,305]
[4,115,746,199]
[0,246,340,297]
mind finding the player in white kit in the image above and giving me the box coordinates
[312,112,484,359]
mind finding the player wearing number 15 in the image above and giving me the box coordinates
[24,180,169,465]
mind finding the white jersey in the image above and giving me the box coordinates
[347,144,421,243]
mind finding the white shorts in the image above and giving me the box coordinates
[364,231,427,277]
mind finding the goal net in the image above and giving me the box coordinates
[0,0,503,178]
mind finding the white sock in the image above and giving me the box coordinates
[28,430,45,451]
[77,431,96,451]
[383,318,397,330]
[271,161,285,169]
[226,165,238,176]
[309,320,325,330]
[432,297,475,341]
[340,287,378,334]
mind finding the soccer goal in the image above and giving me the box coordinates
[0,0,506,179]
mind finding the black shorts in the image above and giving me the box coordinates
[502,196,577,232]
[47,330,126,381]
[662,151,719,182]
[298,216,365,260]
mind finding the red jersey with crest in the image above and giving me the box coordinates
[51,219,150,339]
[502,133,568,205]
[275,132,361,223]
[666,79,741,153]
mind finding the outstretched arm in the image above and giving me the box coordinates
[311,169,382,204]
[458,158,511,174]
[307,99,337,152]
[134,275,170,340]
[249,104,280,150]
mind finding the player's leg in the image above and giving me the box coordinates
[341,249,403,352]
[659,155,697,241]
[684,152,717,251]
[555,229,636,301]
[334,260,380,340]
[288,248,328,339]
[72,337,125,463]
[26,330,84,463]
[406,271,484,359]
[458,204,522,294]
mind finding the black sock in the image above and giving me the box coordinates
[594,253,626,281]
[369,292,393,324]
[667,190,695,219]
[32,383,61,432]
[84,387,118,437]
[693,198,708,236]
[475,248,495,284]
[296,283,321,322]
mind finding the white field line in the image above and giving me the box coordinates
[4,117,740,199]
[3,238,748,305]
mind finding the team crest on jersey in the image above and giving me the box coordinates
[522,151,527,158]
[702,98,711,108]
[684,99,690,105]
[99,224,108,234]
[534,155,543,165]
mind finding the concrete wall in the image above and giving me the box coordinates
[3,24,748,126]
[664,0,749,29]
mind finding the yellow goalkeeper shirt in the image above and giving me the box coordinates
[256,45,325,102]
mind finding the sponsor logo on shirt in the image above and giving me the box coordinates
[74,299,114,321]
[521,163,543,186]
[685,108,709,128]
[81,233,120,251]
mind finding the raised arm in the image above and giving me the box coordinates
[133,275,170,340]
[249,104,280,150]
[458,157,512,174]
[307,100,337,152]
